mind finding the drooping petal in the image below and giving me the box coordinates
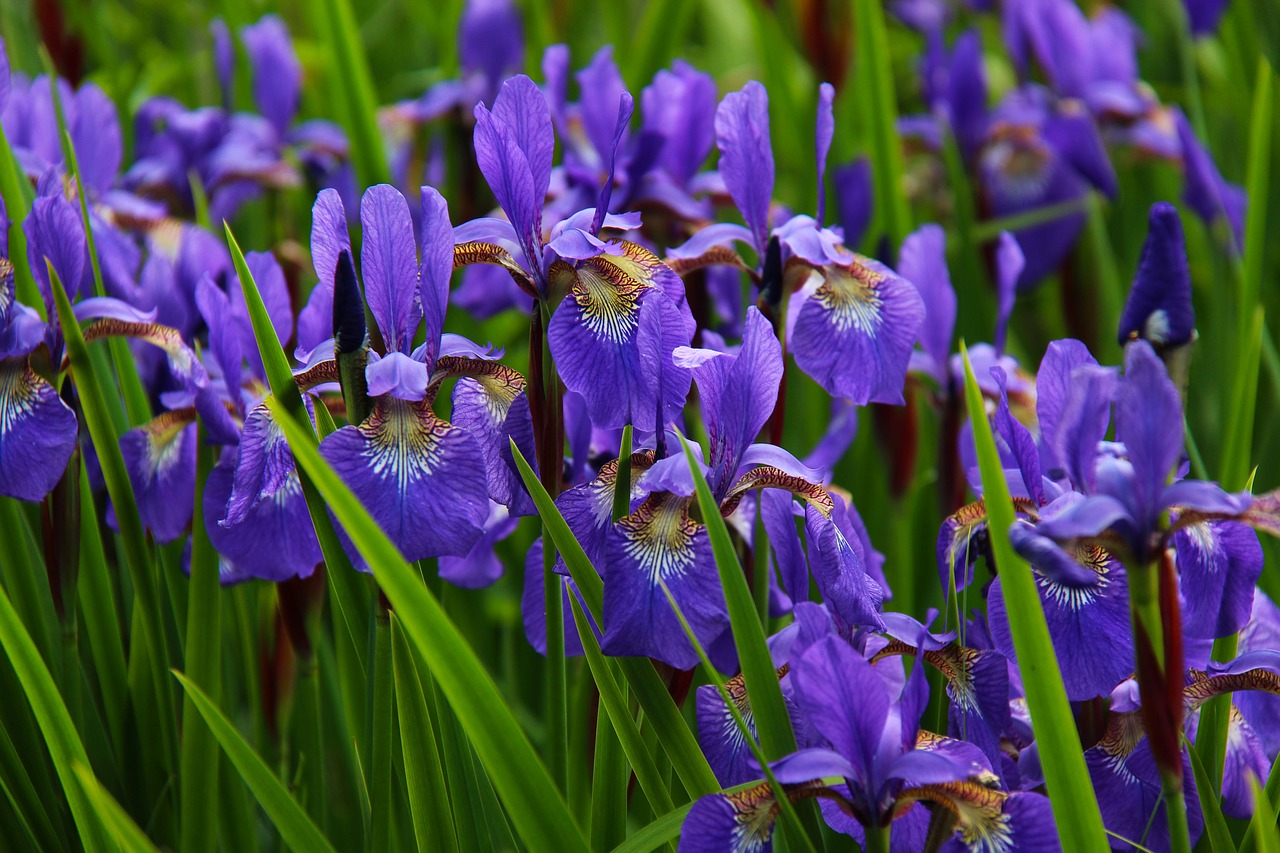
[0,359,78,501]
[119,410,197,542]
[319,396,489,562]
[990,537,1132,700]
[549,243,693,432]
[81,317,208,389]
[1176,521,1263,640]
[789,255,925,405]
[521,537,601,657]
[716,82,775,255]
[678,785,780,853]
[804,503,885,630]
[445,358,537,516]
[204,450,321,584]
[601,494,726,669]
[439,502,518,589]
[360,184,422,354]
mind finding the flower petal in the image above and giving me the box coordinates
[319,396,489,562]
[0,359,78,501]
[360,184,422,354]
[716,82,775,254]
[789,256,924,405]
[120,410,197,542]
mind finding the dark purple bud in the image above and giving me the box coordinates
[332,249,365,356]
[1118,203,1195,350]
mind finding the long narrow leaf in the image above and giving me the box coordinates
[960,342,1108,849]
[570,597,675,818]
[679,432,794,758]
[390,615,458,853]
[180,438,222,853]
[270,398,589,852]
[1186,739,1237,853]
[175,672,334,851]
[0,583,107,852]
[50,266,178,771]
[72,764,159,853]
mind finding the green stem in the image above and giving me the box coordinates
[864,821,890,853]
[370,608,394,851]
[1161,770,1194,853]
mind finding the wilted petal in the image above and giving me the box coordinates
[120,410,197,542]
[0,359,78,501]
[789,256,925,405]
[320,396,489,562]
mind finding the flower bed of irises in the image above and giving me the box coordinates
[0,0,1278,850]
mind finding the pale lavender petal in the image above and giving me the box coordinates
[365,351,430,401]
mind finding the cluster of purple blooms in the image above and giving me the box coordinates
[0,0,1274,850]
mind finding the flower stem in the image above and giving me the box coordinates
[864,821,890,853]
[1162,769,1194,853]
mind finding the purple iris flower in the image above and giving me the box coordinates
[1175,110,1247,253]
[125,16,352,222]
[680,632,1059,852]
[191,255,323,583]
[308,184,535,565]
[668,81,925,406]
[457,73,694,433]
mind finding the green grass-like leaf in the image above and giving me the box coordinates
[677,433,795,759]
[854,0,911,247]
[50,265,179,773]
[72,764,159,853]
[959,341,1108,850]
[390,614,458,853]
[0,581,108,852]
[174,671,336,853]
[569,596,675,819]
[270,399,589,852]
[1251,773,1280,853]
[510,440,719,799]
[180,438,222,853]
[1187,737,1237,853]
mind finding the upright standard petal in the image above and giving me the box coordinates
[360,185,422,354]
[0,359,78,501]
[1035,338,1097,478]
[691,307,782,497]
[297,188,351,354]
[1113,340,1182,533]
[790,256,925,405]
[241,16,301,136]
[319,396,489,562]
[815,83,835,224]
[716,82,775,254]
[897,224,954,384]
[418,186,454,363]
